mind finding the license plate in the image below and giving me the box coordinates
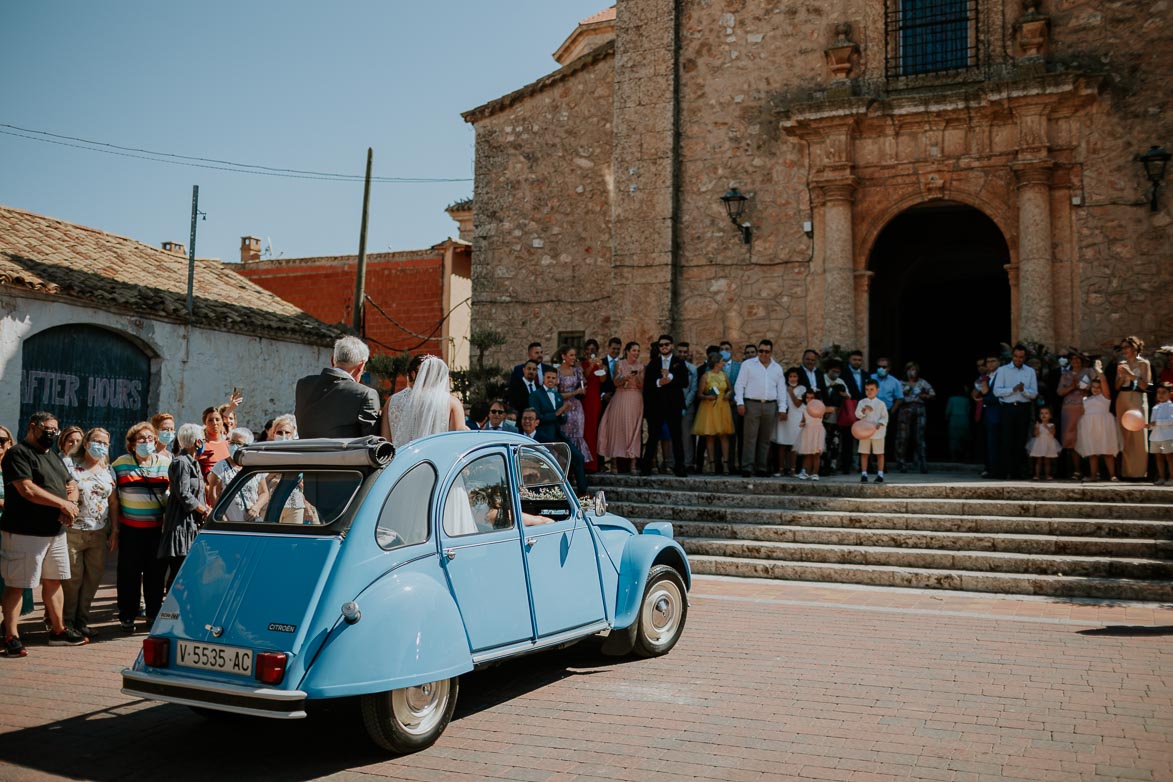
[176,640,253,676]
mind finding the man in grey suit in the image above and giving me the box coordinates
[295,336,381,439]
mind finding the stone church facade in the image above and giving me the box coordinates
[464,1,1171,378]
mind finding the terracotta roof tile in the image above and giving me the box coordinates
[0,205,338,345]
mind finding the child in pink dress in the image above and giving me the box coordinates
[1027,406,1061,480]
[796,389,826,481]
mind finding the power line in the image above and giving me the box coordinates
[0,123,472,184]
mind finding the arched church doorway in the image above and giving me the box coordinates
[868,202,1011,461]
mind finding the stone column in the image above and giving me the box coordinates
[820,180,857,349]
[1012,161,1054,346]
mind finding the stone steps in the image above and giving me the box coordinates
[594,473,1173,600]
[614,502,1173,540]
[608,487,1173,522]
[678,537,1173,579]
[685,555,1173,602]
[634,519,1171,558]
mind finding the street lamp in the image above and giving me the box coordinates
[1137,145,1171,212]
[720,187,753,244]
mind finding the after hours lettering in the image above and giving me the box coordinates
[21,370,142,410]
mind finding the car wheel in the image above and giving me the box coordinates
[361,677,459,753]
[633,564,688,658]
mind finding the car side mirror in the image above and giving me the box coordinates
[593,490,607,517]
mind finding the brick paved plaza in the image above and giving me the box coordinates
[0,575,1170,782]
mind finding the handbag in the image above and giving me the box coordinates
[837,397,859,427]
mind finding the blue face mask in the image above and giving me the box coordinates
[228,443,241,457]
[87,442,109,460]
[135,442,154,458]
[275,433,293,441]
[157,430,176,446]
[876,368,888,378]
[720,350,732,362]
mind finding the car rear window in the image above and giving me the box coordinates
[212,469,364,527]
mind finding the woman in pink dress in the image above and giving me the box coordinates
[555,346,591,462]
[579,339,605,472]
[1056,351,1096,478]
[596,342,644,474]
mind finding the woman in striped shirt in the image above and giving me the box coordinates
[111,422,170,633]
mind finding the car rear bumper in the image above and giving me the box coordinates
[121,669,308,719]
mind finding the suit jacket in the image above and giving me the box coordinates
[481,420,518,433]
[842,367,867,401]
[529,386,566,442]
[508,375,541,415]
[800,366,826,393]
[294,368,381,439]
[643,355,689,415]
[510,361,552,385]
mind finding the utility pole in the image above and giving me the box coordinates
[353,148,373,334]
[186,185,199,319]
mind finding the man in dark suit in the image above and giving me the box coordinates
[529,368,589,492]
[839,350,867,474]
[507,360,541,416]
[510,342,551,386]
[641,334,689,477]
[294,336,381,439]
[800,348,825,393]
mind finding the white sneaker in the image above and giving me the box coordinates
[811,474,820,481]
[797,471,809,480]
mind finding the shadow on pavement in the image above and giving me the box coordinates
[0,635,637,780]
[1078,625,1173,637]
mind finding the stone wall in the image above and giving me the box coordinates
[465,49,616,367]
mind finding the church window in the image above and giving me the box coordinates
[885,0,979,78]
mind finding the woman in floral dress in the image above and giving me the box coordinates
[556,346,591,462]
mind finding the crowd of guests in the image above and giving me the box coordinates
[477,335,1173,486]
[3,333,1168,657]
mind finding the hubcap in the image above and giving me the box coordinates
[641,579,682,645]
[391,679,450,736]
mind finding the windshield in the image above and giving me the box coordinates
[211,469,364,527]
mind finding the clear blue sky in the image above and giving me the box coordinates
[0,1,608,261]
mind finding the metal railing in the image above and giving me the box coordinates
[885,0,980,79]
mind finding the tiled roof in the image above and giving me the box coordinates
[0,205,338,345]
[446,197,473,213]
[463,38,615,124]
[579,6,616,25]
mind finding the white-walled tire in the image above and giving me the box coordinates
[633,565,688,658]
[361,677,459,754]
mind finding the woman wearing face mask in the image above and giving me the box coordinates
[111,422,170,632]
[64,428,118,637]
[894,362,936,473]
[150,414,176,457]
[207,427,260,511]
[158,424,210,587]
[56,426,84,472]
[257,415,318,524]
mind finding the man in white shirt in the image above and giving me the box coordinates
[734,339,789,476]
[992,344,1039,479]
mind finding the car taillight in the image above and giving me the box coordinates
[142,637,170,667]
[255,651,287,685]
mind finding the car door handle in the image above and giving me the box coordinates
[444,548,456,561]
[525,537,536,548]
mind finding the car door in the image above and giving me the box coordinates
[516,445,606,637]
[438,450,533,652]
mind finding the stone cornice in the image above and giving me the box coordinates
[462,39,616,124]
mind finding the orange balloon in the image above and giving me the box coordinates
[851,420,877,440]
[806,399,826,418]
[1121,409,1146,432]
